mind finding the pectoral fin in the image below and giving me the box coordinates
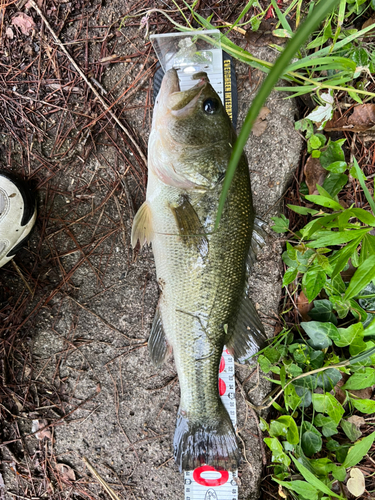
[131,201,153,248]
[226,295,267,363]
[148,305,170,367]
[170,196,208,255]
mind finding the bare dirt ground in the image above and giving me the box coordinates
[0,1,302,498]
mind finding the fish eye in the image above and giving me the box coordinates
[203,98,220,115]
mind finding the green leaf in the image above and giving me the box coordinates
[335,323,364,348]
[320,138,346,168]
[263,345,282,363]
[349,334,367,356]
[302,270,326,302]
[322,420,339,438]
[294,385,312,408]
[308,228,370,248]
[312,393,345,425]
[302,430,323,457]
[323,173,348,197]
[314,414,339,438]
[287,204,319,215]
[270,415,299,445]
[341,419,362,442]
[351,398,375,414]
[310,350,325,369]
[324,161,347,173]
[290,455,343,498]
[330,236,363,278]
[300,321,337,349]
[316,368,342,391]
[349,299,368,324]
[351,208,375,226]
[284,383,302,411]
[343,431,375,468]
[282,267,298,286]
[259,416,269,432]
[344,255,375,299]
[250,16,261,31]
[329,295,350,319]
[309,457,333,476]
[342,368,375,390]
[316,253,332,272]
[258,354,272,373]
[309,299,337,324]
[273,479,319,500]
[305,194,343,211]
[336,443,351,464]
[271,214,289,233]
[352,47,369,67]
[331,464,346,481]
[308,134,323,150]
[264,437,291,467]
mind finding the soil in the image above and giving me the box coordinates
[0,1,302,499]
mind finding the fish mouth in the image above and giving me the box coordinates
[162,69,209,117]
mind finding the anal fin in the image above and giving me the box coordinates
[148,305,170,367]
[131,201,153,248]
[226,295,267,363]
[247,216,267,271]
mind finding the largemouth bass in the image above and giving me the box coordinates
[131,69,266,472]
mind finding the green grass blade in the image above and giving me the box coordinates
[215,0,341,229]
[224,0,259,36]
[290,455,344,499]
[353,158,375,215]
[302,22,375,60]
[330,0,347,52]
[285,56,355,73]
[271,0,293,35]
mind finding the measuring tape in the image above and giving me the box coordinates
[150,31,239,499]
[184,348,238,500]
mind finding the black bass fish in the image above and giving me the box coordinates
[132,69,266,472]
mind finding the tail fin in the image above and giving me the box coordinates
[173,404,241,472]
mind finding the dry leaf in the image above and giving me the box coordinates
[252,107,270,137]
[347,468,365,497]
[348,104,375,128]
[5,27,14,39]
[362,16,375,31]
[348,415,366,429]
[325,105,375,133]
[31,419,52,440]
[304,156,327,195]
[350,386,374,400]
[297,291,313,320]
[55,463,76,482]
[12,13,35,35]
[334,377,347,405]
[278,484,287,498]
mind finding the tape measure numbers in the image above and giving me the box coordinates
[184,348,238,500]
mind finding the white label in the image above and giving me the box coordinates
[184,348,238,500]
